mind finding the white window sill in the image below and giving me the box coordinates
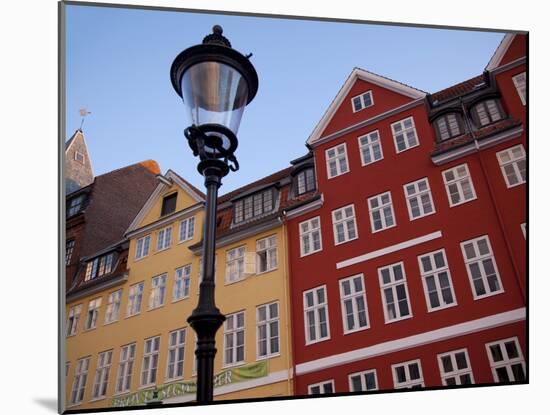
[395,142,420,154]
[409,210,436,221]
[222,361,247,370]
[327,170,351,180]
[178,237,194,245]
[360,157,384,167]
[426,302,458,313]
[505,180,526,189]
[343,325,370,336]
[305,336,331,346]
[256,267,278,276]
[334,235,359,246]
[300,248,323,258]
[112,390,131,397]
[172,296,190,304]
[384,314,413,325]
[473,288,505,300]
[148,304,166,312]
[103,319,119,326]
[89,396,107,403]
[371,223,397,234]
[256,352,281,362]
[448,196,478,208]
[138,384,157,391]
[125,312,141,319]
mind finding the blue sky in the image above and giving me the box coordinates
[65,4,506,195]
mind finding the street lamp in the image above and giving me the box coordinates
[170,25,258,404]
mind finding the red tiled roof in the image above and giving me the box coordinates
[219,167,293,203]
[431,74,485,103]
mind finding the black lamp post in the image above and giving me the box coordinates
[170,25,258,404]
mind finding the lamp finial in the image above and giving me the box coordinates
[202,25,231,47]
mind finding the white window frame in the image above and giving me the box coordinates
[367,191,396,232]
[403,178,436,220]
[474,99,503,126]
[496,144,526,188]
[351,90,374,112]
[378,262,412,323]
[179,216,195,242]
[460,235,504,299]
[135,235,151,260]
[66,239,75,265]
[225,245,246,284]
[115,343,136,394]
[104,289,122,324]
[512,72,526,105]
[358,129,384,166]
[418,249,457,312]
[392,359,425,389]
[437,348,475,386]
[325,143,349,179]
[67,304,82,336]
[84,297,102,331]
[126,282,144,317]
[348,369,378,392]
[166,328,186,381]
[256,235,278,274]
[308,379,335,395]
[173,265,191,301]
[303,285,331,345]
[391,116,420,153]
[296,168,316,195]
[92,350,112,400]
[74,150,85,164]
[149,273,167,310]
[223,311,246,367]
[299,217,323,257]
[521,223,526,239]
[442,163,477,207]
[332,204,358,245]
[70,357,90,405]
[156,226,172,251]
[140,336,160,387]
[485,337,526,383]
[339,274,369,334]
[256,301,280,360]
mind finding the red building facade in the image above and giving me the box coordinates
[284,34,526,395]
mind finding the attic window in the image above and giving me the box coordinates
[84,253,115,281]
[351,91,374,112]
[435,113,463,141]
[161,193,177,216]
[67,194,86,217]
[74,151,85,164]
[472,99,504,127]
[296,168,315,195]
[233,188,275,224]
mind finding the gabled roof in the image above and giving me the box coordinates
[307,67,426,145]
[486,34,516,71]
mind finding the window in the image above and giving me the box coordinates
[358,130,383,166]
[127,282,144,317]
[173,265,191,301]
[156,226,172,251]
[497,145,526,188]
[161,193,177,216]
[115,344,136,394]
[332,204,358,244]
[85,253,115,281]
[352,90,374,112]
[418,249,457,311]
[299,217,323,256]
[308,380,334,395]
[66,362,70,377]
[368,192,396,232]
[179,216,195,242]
[74,150,85,164]
[404,178,435,220]
[378,262,412,323]
[135,235,151,260]
[512,72,526,105]
[303,285,330,344]
[92,350,112,399]
[339,274,369,333]
[521,223,526,239]
[197,255,217,292]
[233,188,275,223]
[166,328,186,380]
[461,235,503,299]
[66,239,75,265]
[224,311,245,366]
[226,246,246,283]
[104,289,122,324]
[472,99,503,127]
[256,235,277,273]
[392,359,424,389]
[435,113,462,140]
[349,369,378,392]
[70,357,90,405]
[486,337,526,382]
[67,195,85,217]
[442,163,477,206]
[437,348,474,386]
[85,298,101,330]
[325,143,349,179]
[141,336,161,387]
[257,302,279,359]
[391,117,419,153]
[296,168,316,195]
[149,274,167,309]
[67,304,82,336]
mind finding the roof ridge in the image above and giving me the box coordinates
[354,66,428,94]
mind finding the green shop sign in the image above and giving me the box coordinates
[111,360,268,407]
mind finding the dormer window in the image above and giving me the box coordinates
[351,91,374,112]
[435,113,463,141]
[84,253,115,281]
[161,193,177,216]
[233,188,275,224]
[67,194,85,217]
[296,168,315,196]
[472,99,504,127]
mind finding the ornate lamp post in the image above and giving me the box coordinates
[170,25,258,403]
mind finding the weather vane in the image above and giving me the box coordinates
[79,108,91,130]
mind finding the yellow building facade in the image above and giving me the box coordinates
[65,169,294,410]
